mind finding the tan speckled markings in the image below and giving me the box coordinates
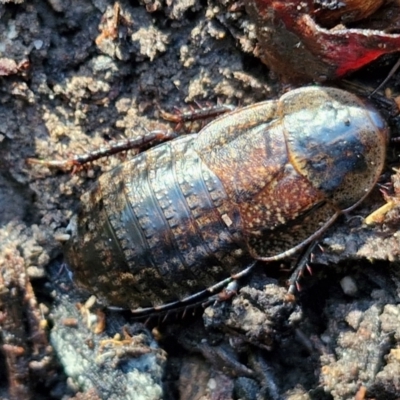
[171,137,245,281]
[199,162,246,274]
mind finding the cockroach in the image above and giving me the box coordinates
[63,87,388,315]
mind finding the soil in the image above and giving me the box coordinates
[1,0,400,399]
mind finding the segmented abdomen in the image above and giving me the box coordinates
[67,135,247,309]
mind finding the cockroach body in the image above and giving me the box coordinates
[65,87,388,314]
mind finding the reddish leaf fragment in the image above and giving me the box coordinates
[245,0,400,82]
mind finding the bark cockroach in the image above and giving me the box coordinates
[65,87,388,315]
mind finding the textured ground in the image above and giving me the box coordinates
[1,0,400,399]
